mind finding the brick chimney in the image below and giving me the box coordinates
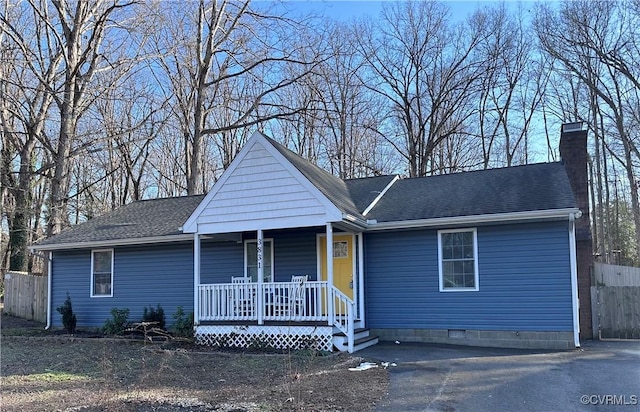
[559,122,593,339]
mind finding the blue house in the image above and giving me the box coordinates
[32,123,592,352]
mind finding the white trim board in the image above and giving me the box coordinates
[366,208,581,231]
[90,249,114,298]
[30,234,194,251]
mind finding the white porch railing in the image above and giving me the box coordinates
[199,282,259,321]
[199,281,329,322]
[331,287,355,353]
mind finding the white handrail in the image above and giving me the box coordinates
[331,287,355,353]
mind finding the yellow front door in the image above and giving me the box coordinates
[319,234,354,299]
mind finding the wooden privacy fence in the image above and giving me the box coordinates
[594,262,640,286]
[591,263,640,340]
[3,271,48,322]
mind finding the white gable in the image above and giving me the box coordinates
[183,132,343,234]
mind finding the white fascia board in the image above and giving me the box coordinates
[30,234,194,251]
[197,213,333,234]
[182,132,264,233]
[341,213,369,229]
[366,208,581,231]
[362,175,400,216]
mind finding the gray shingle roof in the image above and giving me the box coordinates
[35,195,205,247]
[365,162,577,222]
[344,175,397,213]
[34,149,577,249]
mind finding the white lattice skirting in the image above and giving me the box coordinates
[195,325,334,351]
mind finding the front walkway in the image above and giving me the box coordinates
[360,340,640,411]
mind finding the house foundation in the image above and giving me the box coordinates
[371,328,575,350]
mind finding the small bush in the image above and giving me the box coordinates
[142,304,165,329]
[171,306,193,338]
[102,308,130,335]
[56,293,77,334]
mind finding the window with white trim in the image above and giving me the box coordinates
[333,241,348,258]
[438,229,478,291]
[245,239,273,282]
[91,249,113,297]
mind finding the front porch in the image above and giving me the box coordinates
[181,132,384,352]
[195,279,364,352]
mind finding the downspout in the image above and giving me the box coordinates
[569,213,581,348]
[357,233,365,324]
[46,251,52,329]
[193,233,200,326]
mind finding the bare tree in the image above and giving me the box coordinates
[149,0,323,195]
[535,0,640,263]
[357,1,486,177]
[315,22,390,178]
[1,1,61,270]
[473,3,549,168]
[266,19,396,178]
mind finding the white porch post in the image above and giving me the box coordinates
[358,232,365,324]
[326,223,334,323]
[257,229,264,325]
[193,233,200,326]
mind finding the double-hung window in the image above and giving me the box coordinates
[245,239,273,282]
[91,249,113,297]
[438,229,478,291]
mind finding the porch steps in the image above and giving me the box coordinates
[332,328,379,352]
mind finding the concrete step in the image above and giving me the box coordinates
[333,327,370,339]
[348,335,379,352]
[332,328,379,352]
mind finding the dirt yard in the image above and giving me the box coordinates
[1,314,388,411]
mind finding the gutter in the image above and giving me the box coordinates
[366,208,581,231]
[568,212,581,348]
[341,213,369,229]
[30,234,194,252]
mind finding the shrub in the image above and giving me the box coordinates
[171,306,193,338]
[142,304,165,329]
[102,308,130,335]
[56,293,77,334]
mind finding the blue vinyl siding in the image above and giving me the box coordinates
[365,221,573,331]
[200,241,244,283]
[271,229,319,281]
[199,229,319,283]
[51,229,322,328]
[51,243,194,328]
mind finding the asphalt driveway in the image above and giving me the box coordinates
[360,340,640,412]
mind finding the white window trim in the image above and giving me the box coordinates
[90,249,114,298]
[244,238,274,282]
[438,228,479,292]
